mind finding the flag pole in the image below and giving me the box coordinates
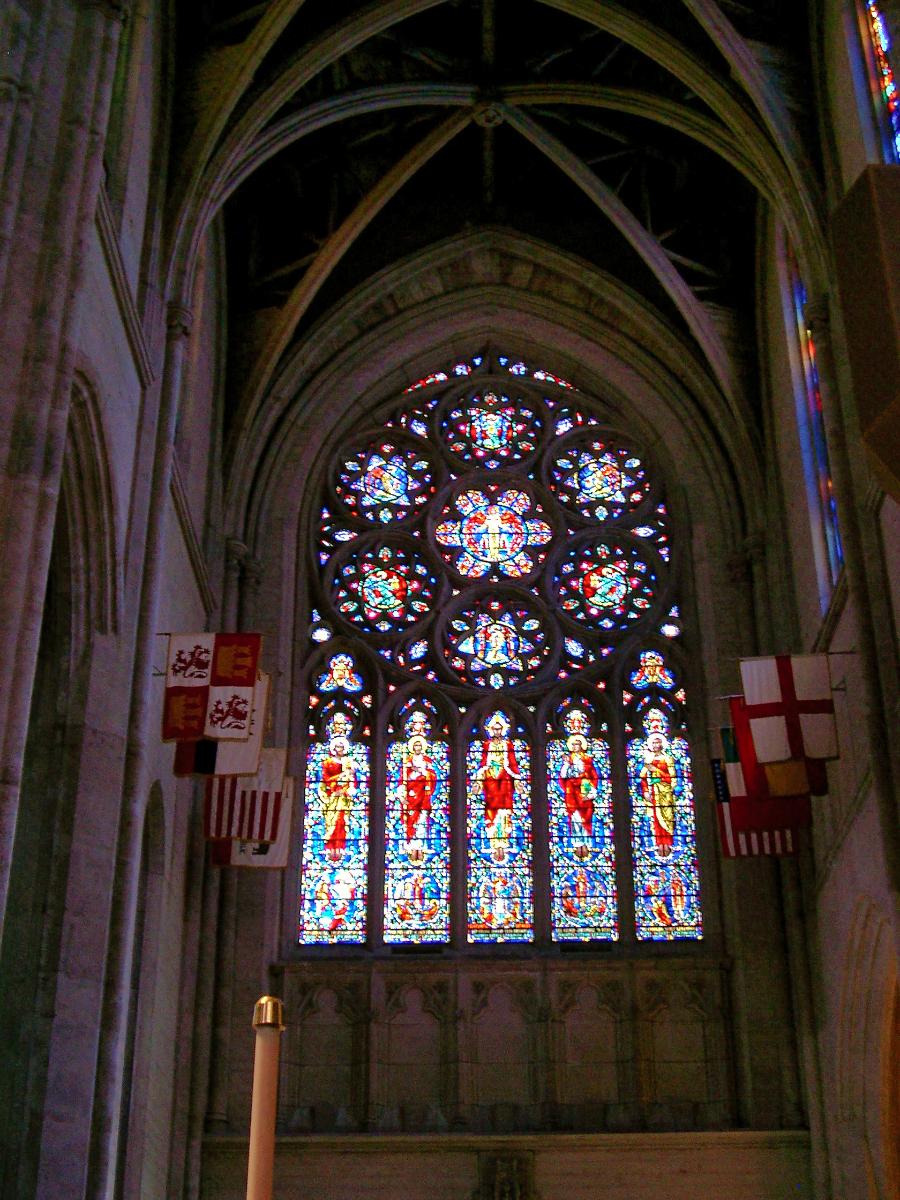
[246,995,285,1200]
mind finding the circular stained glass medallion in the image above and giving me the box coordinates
[331,540,439,634]
[434,485,553,579]
[556,537,658,631]
[549,434,649,522]
[441,390,542,469]
[334,438,435,524]
[444,593,552,690]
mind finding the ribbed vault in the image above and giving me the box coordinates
[165,0,822,499]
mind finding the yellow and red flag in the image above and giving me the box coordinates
[161,632,261,741]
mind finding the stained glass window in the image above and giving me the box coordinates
[556,537,658,631]
[300,702,370,944]
[445,594,551,690]
[787,249,843,601]
[466,711,533,942]
[441,391,542,468]
[863,2,900,161]
[625,654,702,941]
[334,437,436,524]
[331,538,440,634]
[384,701,451,944]
[434,486,553,579]
[298,350,703,950]
[547,704,617,941]
[549,434,651,522]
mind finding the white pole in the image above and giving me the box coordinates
[246,995,285,1200]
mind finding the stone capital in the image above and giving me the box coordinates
[803,295,831,340]
[225,537,248,576]
[75,0,132,21]
[165,302,193,340]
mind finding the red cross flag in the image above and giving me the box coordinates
[203,748,287,842]
[173,671,269,777]
[739,654,838,763]
[210,777,294,869]
[161,632,261,742]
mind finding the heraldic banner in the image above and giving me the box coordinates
[161,632,261,742]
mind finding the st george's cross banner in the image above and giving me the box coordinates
[739,654,838,761]
[161,632,261,741]
[173,671,270,777]
[210,778,294,869]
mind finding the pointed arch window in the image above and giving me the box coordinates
[860,1,900,161]
[298,351,703,948]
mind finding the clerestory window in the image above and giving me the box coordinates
[297,351,702,948]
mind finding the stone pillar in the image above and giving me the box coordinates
[0,0,126,948]
[205,538,252,1131]
[82,300,193,1200]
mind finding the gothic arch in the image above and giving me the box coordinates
[64,370,120,638]
[228,230,758,550]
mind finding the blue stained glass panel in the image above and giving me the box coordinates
[299,718,370,944]
[548,714,617,941]
[627,706,702,941]
[466,712,533,942]
[384,723,451,944]
[442,391,542,469]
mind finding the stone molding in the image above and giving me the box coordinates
[95,185,155,386]
[169,454,216,615]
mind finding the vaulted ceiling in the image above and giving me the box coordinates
[167,1,822,460]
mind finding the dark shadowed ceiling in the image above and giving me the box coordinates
[172,0,818,444]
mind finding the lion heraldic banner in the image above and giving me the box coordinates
[161,632,262,741]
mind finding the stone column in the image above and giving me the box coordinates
[205,539,252,1131]
[0,0,126,948]
[82,300,193,1200]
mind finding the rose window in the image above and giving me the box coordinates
[301,350,703,949]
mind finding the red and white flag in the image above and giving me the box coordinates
[739,654,838,763]
[211,777,294,869]
[713,760,803,857]
[162,632,261,742]
[714,708,811,859]
[203,747,287,842]
[173,672,269,777]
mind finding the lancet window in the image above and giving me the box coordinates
[298,351,703,948]
[785,250,844,603]
[861,1,900,161]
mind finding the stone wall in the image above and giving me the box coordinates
[274,959,733,1136]
[202,1131,813,1200]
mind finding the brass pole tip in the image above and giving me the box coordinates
[252,995,285,1030]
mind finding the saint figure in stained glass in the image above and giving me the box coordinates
[630,650,675,689]
[317,653,363,692]
[467,712,533,942]
[447,597,548,690]
[384,707,450,943]
[548,708,617,941]
[627,697,702,941]
[435,487,552,579]
[300,711,370,944]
